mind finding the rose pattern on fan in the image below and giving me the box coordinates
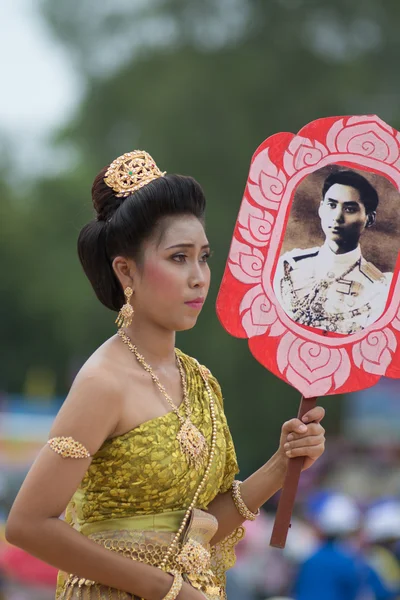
[277,333,351,397]
[352,328,397,376]
[217,115,400,397]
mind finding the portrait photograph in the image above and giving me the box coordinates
[273,164,400,335]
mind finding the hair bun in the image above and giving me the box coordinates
[91,166,125,222]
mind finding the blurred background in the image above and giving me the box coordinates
[1,0,400,598]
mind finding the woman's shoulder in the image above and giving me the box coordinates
[60,338,126,420]
[73,336,124,392]
[49,338,127,453]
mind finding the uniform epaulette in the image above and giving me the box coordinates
[359,259,385,282]
[293,251,319,262]
[291,247,320,262]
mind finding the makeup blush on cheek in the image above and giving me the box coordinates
[144,259,182,299]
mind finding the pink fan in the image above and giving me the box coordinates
[217,115,400,547]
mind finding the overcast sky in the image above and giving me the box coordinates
[0,0,81,175]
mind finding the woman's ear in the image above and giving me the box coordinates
[112,256,136,291]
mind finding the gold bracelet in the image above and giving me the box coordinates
[162,571,183,600]
[231,480,260,521]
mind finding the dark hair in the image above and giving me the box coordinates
[322,170,379,214]
[78,167,206,311]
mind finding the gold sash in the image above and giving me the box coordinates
[57,509,226,600]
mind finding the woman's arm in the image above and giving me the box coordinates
[5,366,201,600]
[7,513,193,599]
[207,406,325,544]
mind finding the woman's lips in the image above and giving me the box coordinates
[185,298,205,309]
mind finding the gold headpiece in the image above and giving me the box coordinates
[104,150,166,198]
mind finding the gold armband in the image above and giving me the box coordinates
[231,480,260,521]
[162,571,183,600]
[47,436,91,459]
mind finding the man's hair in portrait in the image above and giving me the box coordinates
[322,170,379,214]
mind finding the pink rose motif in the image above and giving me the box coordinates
[240,284,286,338]
[247,148,287,209]
[277,332,351,396]
[238,197,274,248]
[283,136,328,176]
[352,328,397,375]
[228,238,264,285]
[327,115,399,163]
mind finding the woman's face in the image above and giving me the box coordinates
[132,214,211,331]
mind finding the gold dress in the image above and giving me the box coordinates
[56,350,244,600]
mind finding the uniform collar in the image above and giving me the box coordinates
[318,242,361,268]
[316,243,361,277]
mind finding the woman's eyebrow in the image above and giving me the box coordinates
[166,243,210,250]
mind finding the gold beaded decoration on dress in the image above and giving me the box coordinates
[104,150,166,198]
[117,329,208,470]
[48,436,91,459]
[175,538,211,574]
[158,361,218,576]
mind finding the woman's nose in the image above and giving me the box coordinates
[189,264,206,288]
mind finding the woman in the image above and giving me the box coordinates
[5,151,326,600]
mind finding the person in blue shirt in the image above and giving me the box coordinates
[294,493,399,600]
[294,493,365,600]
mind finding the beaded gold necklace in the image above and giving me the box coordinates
[117,329,218,574]
[118,329,209,470]
[159,364,217,572]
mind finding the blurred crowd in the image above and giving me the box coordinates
[226,494,400,600]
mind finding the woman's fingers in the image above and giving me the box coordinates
[282,406,325,436]
[281,409,326,462]
[302,406,325,424]
[281,418,308,435]
[286,423,325,441]
[284,434,325,453]
[286,443,325,459]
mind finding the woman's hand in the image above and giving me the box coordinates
[277,406,326,471]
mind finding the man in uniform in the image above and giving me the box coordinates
[273,170,392,334]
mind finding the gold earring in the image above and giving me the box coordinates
[116,287,134,328]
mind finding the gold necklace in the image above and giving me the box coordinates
[118,329,208,470]
[159,360,217,573]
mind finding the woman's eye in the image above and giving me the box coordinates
[172,254,187,262]
[171,251,213,263]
